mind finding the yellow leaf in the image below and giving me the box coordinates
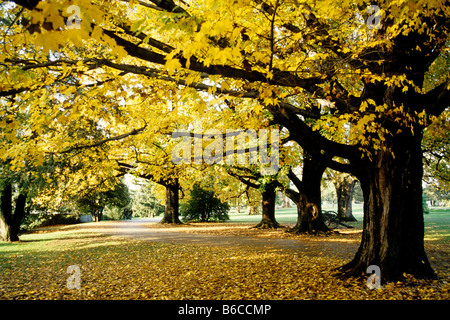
[165,58,182,75]
[360,101,368,112]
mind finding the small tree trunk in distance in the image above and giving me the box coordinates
[247,205,259,215]
[335,175,357,222]
[253,182,280,229]
[98,208,104,221]
[92,208,104,222]
[160,179,182,224]
[282,193,291,208]
[339,132,437,283]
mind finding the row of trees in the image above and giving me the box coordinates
[1,0,449,283]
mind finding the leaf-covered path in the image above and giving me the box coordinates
[79,218,359,261]
[76,218,449,279]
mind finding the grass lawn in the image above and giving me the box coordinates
[424,207,450,242]
[228,205,449,241]
[0,206,448,300]
[227,203,365,224]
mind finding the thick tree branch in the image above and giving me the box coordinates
[225,168,261,190]
[116,161,177,187]
[101,28,322,90]
[119,0,163,12]
[279,185,300,204]
[147,0,190,16]
[268,2,278,72]
[115,23,175,54]
[287,168,303,192]
[425,79,450,117]
[6,0,39,10]
[0,86,33,97]
[266,102,359,174]
[96,59,259,98]
[55,124,147,155]
[279,101,321,119]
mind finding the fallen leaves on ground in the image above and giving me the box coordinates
[145,221,363,242]
[0,227,448,300]
[144,222,449,277]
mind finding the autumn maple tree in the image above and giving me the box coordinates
[1,0,449,283]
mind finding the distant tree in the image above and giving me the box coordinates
[424,185,450,207]
[131,181,164,217]
[75,180,131,221]
[352,182,364,203]
[181,183,229,222]
[227,167,280,229]
[422,194,430,214]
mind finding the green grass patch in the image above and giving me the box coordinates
[228,205,449,242]
[424,209,450,242]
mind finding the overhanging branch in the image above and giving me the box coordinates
[425,79,450,117]
[54,124,147,155]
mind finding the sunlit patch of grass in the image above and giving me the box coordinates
[424,209,450,243]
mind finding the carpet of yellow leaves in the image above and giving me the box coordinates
[144,222,449,277]
[0,226,448,300]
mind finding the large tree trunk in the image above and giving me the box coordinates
[0,183,28,242]
[290,155,329,234]
[253,182,280,229]
[339,132,437,282]
[0,183,13,241]
[160,179,182,224]
[10,193,27,241]
[335,175,357,222]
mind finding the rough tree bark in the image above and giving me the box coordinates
[253,182,280,229]
[0,183,28,242]
[335,175,357,222]
[0,183,13,241]
[339,131,437,282]
[160,178,182,224]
